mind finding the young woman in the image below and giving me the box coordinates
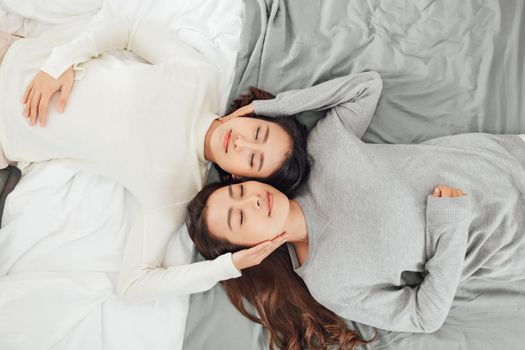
[0,11,309,301]
[185,71,525,345]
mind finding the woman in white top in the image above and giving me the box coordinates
[0,11,309,301]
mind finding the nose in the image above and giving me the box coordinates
[233,135,257,151]
[242,193,262,210]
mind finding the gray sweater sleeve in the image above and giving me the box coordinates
[341,195,471,333]
[252,71,382,138]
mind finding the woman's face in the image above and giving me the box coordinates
[210,117,292,178]
[206,181,290,246]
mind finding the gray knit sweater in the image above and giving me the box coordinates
[252,72,525,333]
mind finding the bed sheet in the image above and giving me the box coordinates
[0,161,198,350]
[0,0,243,349]
[228,0,525,142]
[187,0,525,349]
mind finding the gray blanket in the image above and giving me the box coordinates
[185,0,525,349]
[228,0,525,142]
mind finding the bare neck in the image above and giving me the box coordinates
[284,200,308,243]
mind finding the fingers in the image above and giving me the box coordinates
[432,185,466,197]
[270,231,289,244]
[21,69,72,126]
[256,234,288,261]
[57,77,73,113]
[218,104,254,123]
[38,93,51,127]
[219,112,239,123]
[29,91,42,126]
[23,88,34,118]
[249,235,287,262]
[22,80,34,104]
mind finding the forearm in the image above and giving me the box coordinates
[343,196,471,333]
[41,14,131,79]
[410,195,471,332]
[116,209,240,303]
[252,71,381,117]
[117,253,241,303]
[41,11,206,79]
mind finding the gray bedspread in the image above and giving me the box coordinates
[184,0,525,349]
[229,0,525,143]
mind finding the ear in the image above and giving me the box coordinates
[231,174,242,180]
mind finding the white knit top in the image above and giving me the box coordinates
[0,14,240,302]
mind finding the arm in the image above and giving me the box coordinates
[341,194,471,333]
[41,13,206,79]
[116,205,241,303]
[27,11,208,126]
[117,204,286,302]
[251,71,382,138]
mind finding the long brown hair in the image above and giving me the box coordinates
[187,182,373,350]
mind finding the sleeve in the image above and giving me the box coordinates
[251,71,382,138]
[339,195,471,333]
[41,11,207,79]
[116,204,241,303]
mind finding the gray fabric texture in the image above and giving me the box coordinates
[228,0,525,142]
[257,71,525,333]
[185,0,525,348]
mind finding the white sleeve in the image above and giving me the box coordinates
[116,205,241,303]
[41,11,207,79]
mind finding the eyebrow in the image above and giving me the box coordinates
[257,126,269,172]
[227,186,233,231]
[227,207,233,231]
[263,126,270,143]
[258,154,264,172]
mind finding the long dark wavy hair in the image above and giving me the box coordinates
[186,182,373,350]
[214,87,310,198]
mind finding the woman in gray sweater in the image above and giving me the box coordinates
[186,71,525,348]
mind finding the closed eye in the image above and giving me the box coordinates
[255,127,260,140]
[250,154,255,168]
[240,210,244,226]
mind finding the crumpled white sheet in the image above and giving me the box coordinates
[0,0,100,36]
[0,0,243,349]
[0,161,198,350]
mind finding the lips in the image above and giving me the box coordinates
[266,191,273,217]
[223,130,232,153]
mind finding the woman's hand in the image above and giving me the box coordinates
[219,103,254,123]
[231,232,288,271]
[432,185,465,198]
[22,66,75,127]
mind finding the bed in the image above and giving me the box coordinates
[0,0,242,349]
[1,0,525,350]
[187,1,525,349]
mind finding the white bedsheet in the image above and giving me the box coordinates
[0,0,243,349]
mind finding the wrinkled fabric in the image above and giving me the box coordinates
[228,0,525,143]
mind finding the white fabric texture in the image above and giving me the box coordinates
[0,13,240,301]
[0,161,193,350]
[0,0,243,349]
